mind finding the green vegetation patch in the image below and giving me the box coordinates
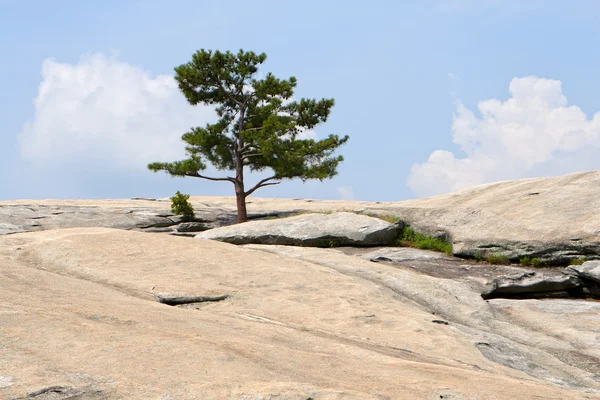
[398,227,453,255]
[569,257,589,266]
[519,256,543,267]
[486,254,511,265]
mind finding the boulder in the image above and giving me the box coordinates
[482,272,582,299]
[564,260,600,283]
[175,222,210,233]
[195,212,400,246]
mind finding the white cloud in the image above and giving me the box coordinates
[448,72,459,81]
[407,76,600,197]
[19,53,215,170]
[336,185,354,200]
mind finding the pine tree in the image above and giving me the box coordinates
[148,49,349,223]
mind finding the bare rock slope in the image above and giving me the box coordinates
[3,171,600,398]
[2,228,599,399]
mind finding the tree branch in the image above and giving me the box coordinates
[244,176,281,197]
[186,172,236,183]
[241,152,262,160]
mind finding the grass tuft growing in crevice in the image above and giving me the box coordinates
[519,256,543,267]
[365,213,403,224]
[398,227,453,255]
[486,254,510,265]
[569,257,589,266]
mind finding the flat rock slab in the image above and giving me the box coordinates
[488,298,600,376]
[195,212,401,246]
[338,246,540,284]
[361,247,454,263]
[0,201,231,236]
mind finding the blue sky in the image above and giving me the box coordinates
[3,0,600,201]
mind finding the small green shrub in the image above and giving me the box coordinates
[519,256,543,267]
[170,191,195,221]
[400,226,419,242]
[531,258,543,267]
[398,227,453,255]
[519,256,531,265]
[487,254,510,265]
[569,257,588,266]
[473,253,484,262]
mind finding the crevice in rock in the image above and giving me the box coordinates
[481,270,600,300]
[28,386,71,397]
[247,211,299,220]
[457,240,600,266]
[157,294,230,306]
[18,385,85,399]
[137,220,180,229]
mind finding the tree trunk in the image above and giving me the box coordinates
[235,105,247,223]
[235,188,248,223]
[234,162,247,223]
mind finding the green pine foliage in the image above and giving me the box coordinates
[149,49,348,223]
[170,191,195,221]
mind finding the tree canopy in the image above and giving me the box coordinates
[148,49,349,223]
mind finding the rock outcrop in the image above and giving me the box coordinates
[195,212,401,246]
[564,260,600,297]
[566,260,600,283]
[371,171,600,264]
[4,171,600,263]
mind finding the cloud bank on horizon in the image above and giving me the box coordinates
[407,76,600,197]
